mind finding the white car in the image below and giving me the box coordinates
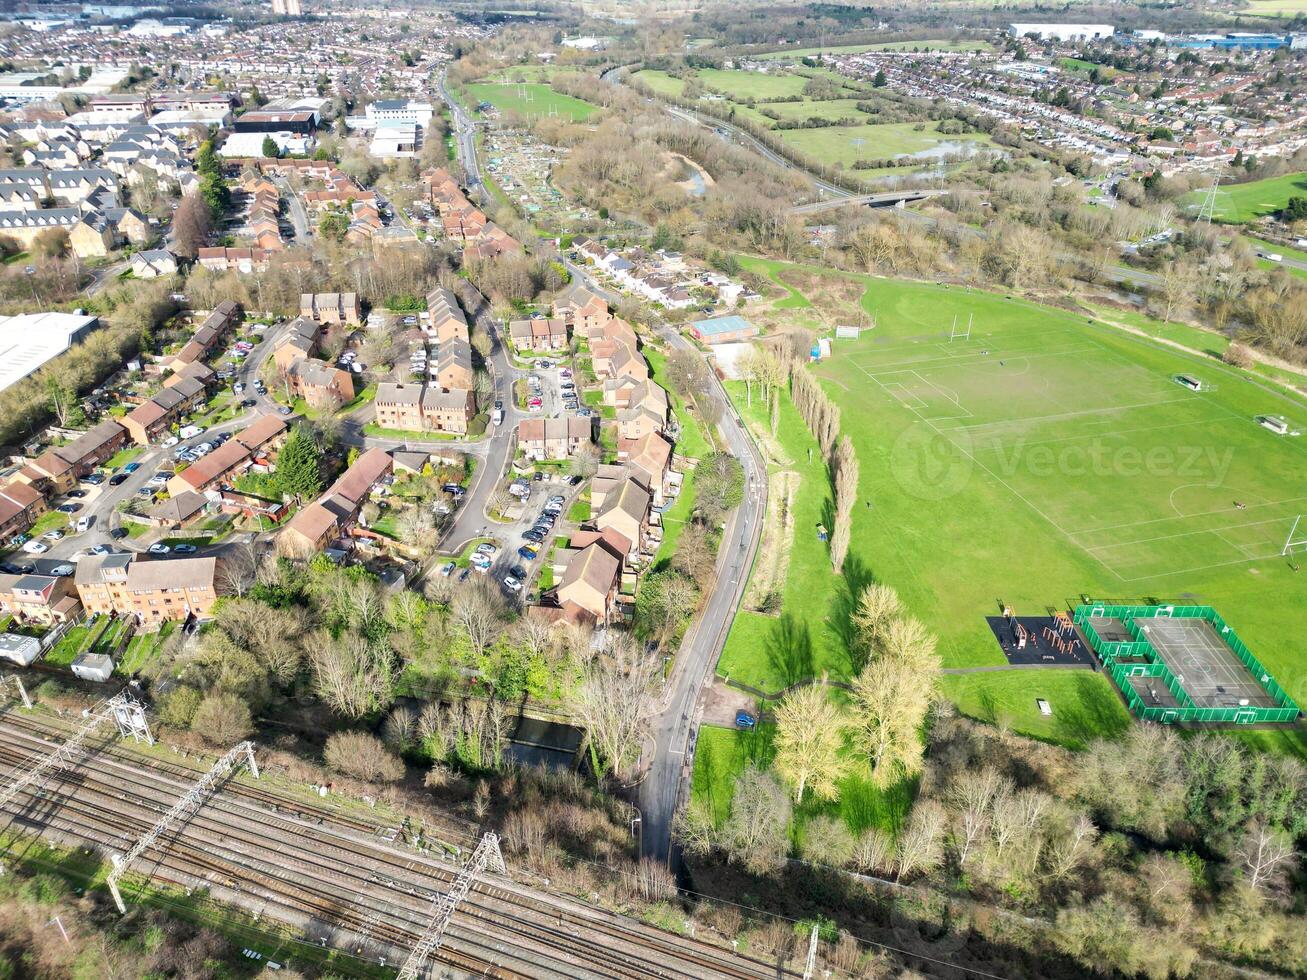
[50,563,75,576]
[43,529,64,541]
[22,540,49,554]
[502,575,522,592]
[147,543,170,555]
[162,436,179,448]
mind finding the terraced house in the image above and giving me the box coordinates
[75,553,219,623]
[373,383,475,434]
[122,376,208,445]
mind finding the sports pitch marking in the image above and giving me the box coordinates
[840,331,1307,582]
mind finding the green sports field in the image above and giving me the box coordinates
[779,121,991,166]
[463,82,597,122]
[719,260,1307,749]
[1187,172,1307,223]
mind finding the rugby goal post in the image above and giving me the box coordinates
[948,313,973,342]
[1282,515,1307,557]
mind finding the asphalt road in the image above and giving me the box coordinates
[441,75,766,865]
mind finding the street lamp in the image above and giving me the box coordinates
[24,266,38,306]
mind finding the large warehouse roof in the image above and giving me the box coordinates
[0,311,99,393]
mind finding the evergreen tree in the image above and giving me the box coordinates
[273,424,325,500]
[261,135,280,159]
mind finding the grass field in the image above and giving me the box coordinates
[779,120,991,166]
[718,259,1307,753]
[758,39,992,59]
[1241,0,1307,15]
[1186,172,1307,223]
[1244,236,1307,282]
[463,82,598,123]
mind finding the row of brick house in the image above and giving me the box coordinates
[272,317,356,411]
[0,549,221,631]
[421,167,522,261]
[372,284,479,435]
[527,285,681,627]
[123,300,242,445]
[277,447,394,557]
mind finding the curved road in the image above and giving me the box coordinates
[441,74,768,866]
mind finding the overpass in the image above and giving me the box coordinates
[790,188,948,215]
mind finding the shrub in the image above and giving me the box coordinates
[189,692,254,746]
[1222,342,1254,369]
[158,686,202,728]
[323,730,405,783]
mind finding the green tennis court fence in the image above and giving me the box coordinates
[1073,603,1300,725]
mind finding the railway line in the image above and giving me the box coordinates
[0,712,793,979]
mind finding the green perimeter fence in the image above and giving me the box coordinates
[1073,603,1300,725]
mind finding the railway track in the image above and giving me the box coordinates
[0,712,793,979]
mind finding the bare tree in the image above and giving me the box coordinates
[853,827,895,876]
[948,767,1010,869]
[1238,820,1297,894]
[722,765,792,874]
[568,636,658,779]
[673,799,717,858]
[772,681,849,803]
[172,191,211,259]
[851,583,902,658]
[895,799,946,881]
[216,542,259,598]
[310,632,396,719]
[451,578,505,659]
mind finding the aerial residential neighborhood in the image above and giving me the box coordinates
[0,0,1303,978]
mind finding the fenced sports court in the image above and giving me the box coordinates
[1074,603,1300,724]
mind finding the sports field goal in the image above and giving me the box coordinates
[1283,515,1307,557]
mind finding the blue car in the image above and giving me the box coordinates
[735,710,757,730]
[123,462,141,473]
[518,545,538,560]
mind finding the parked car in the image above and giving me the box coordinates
[233,382,245,393]
[278,406,292,416]
[475,542,498,556]
[502,575,522,593]
[65,489,87,499]
[22,540,49,554]
[518,545,538,560]
[123,462,141,474]
[109,527,129,540]
[76,516,94,533]
[242,398,257,408]
[735,711,757,730]
[50,564,74,577]
[108,473,128,486]
[174,543,198,554]
[43,528,65,540]
[458,567,471,582]
[56,503,80,514]
[88,544,109,556]
[523,530,544,544]
[81,473,106,485]
[147,543,170,555]
[439,561,456,577]
[161,436,179,448]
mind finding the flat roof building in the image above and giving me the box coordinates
[0,312,99,394]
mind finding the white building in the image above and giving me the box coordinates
[1009,23,1116,42]
[0,312,100,394]
[365,100,434,127]
[370,123,420,158]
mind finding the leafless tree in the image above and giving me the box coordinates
[948,767,1010,869]
[673,799,717,858]
[451,578,505,659]
[1238,820,1297,894]
[721,765,792,874]
[851,583,901,659]
[895,799,946,881]
[773,681,849,803]
[568,635,658,779]
[216,542,259,598]
[310,632,396,720]
[852,827,895,876]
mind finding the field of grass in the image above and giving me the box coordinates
[779,120,991,167]
[696,67,813,101]
[1059,57,1117,79]
[117,621,176,676]
[104,445,143,470]
[644,346,714,459]
[1244,236,1307,282]
[632,69,686,99]
[1187,172,1307,223]
[463,82,598,123]
[760,39,992,60]
[938,670,1130,749]
[1241,0,1307,16]
[691,723,915,837]
[719,258,1307,752]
